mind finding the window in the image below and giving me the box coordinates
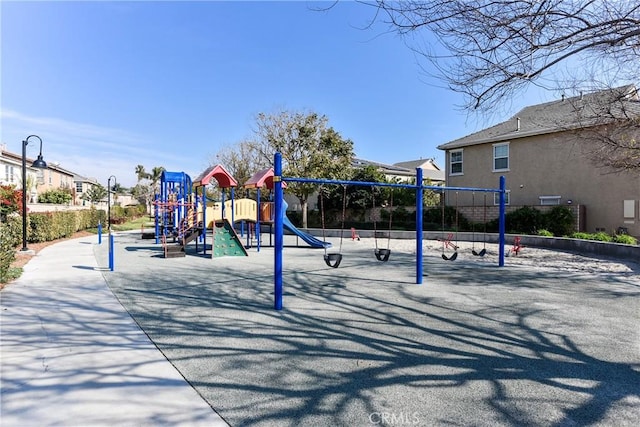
[623,200,636,219]
[3,165,15,183]
[76,182,83,193]
[539,196,561,206]
[450,149,463,175]
[493,143,509,171]
[494,190,510,205]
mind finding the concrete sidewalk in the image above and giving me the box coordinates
[0,235,228,427]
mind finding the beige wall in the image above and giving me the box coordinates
[444,133,640,237]
[37,168,74,194]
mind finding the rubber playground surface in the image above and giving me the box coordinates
[96,231,640,427]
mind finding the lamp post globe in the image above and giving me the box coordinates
[21,135,47,252]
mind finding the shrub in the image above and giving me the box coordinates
[0,222,19,283]
[0,185,22,221]
[570,232,613,242]
[591,232,613,242]
[613,234,638,245]
[505,206,545,234]
[537,229,553,237]
[38,188,73,204]
[570,232,591,240]
[544,206,574,236]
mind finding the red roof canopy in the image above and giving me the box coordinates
[193,164,238,188]
[243,167,287,189]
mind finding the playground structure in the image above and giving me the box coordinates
[154,165,248,258]
[153,165,330,258]
[153,171,201,258]
[271,152,507,310]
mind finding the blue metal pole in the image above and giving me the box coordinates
[274,153,284,310]
[499,176,506,267]
[256,187,261,252]
[108,233,114,271]
[154,194,160,244]
[283,176,498,193]
[416,168,423,284]
[201,189,207,255]
[98,222,102,245]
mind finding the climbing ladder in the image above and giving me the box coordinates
[212,219,248,257]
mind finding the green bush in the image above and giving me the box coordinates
[591,232,613,242]
[544,206,574,236]
[613,234,638,245]
[38,188,73,204]
[570,232,613,242]
[0,221,22,283]
[537,229,553,237]
[570,232,591,240]
[507,206,546,234]
[24,208,105,244]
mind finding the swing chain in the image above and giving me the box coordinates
[338,185,347,253]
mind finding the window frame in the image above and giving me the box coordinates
[493,190,510,206]
[449,149,464,176]
[539,195,561,206]
[492,142,510,172]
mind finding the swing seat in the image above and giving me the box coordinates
[442,251,458,261]
[472,248,487,257]
[324,253,343,268]
[374,248,391,262]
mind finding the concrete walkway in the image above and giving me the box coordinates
[0,235,228,427]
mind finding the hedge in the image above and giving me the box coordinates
[21,207,106,244]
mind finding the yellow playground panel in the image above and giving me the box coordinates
[204,198,274,228]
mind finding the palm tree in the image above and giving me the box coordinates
[149,166,165,194]
[135,165,149,183]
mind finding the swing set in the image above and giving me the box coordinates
[318,185,394,267]
[271,152,508,310]
[372,187,393,262]
[438,191,459,261]
[471,193,488,257]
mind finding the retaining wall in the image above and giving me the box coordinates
[299,228,640,263]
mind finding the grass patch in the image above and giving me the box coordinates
[111,216,153,232]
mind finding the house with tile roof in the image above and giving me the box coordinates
[437,85,640,237]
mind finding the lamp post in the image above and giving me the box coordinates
[107,175,116,233]
[21,135,47,252]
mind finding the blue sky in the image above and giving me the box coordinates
[1,1,555,187]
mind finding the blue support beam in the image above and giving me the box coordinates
[272,152,506,310]
[274,153,284,310]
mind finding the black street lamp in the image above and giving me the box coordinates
[21,135,47,252]
[107,175,116,233]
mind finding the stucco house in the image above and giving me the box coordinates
[0,144,119,208]
[38,162,76,195]
[0,144,58,203]
[352,157,445,185]
[73,174,102,206]
[437,85,640,237]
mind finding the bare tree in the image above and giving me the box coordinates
[568,86,640,172]
[214,140,267,188]
[251,110,355,227]
[361,1,639,109]
[351,0,640,172]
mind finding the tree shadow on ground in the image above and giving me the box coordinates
[103,241,640,427]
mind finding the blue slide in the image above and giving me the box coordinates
[281,201,331,248]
